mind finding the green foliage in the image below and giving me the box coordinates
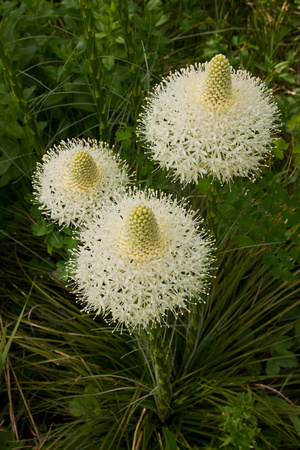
[0,298,29,379]
[0,0,299,448]
[286,112,300,166]
[219,391,260,449]
[29,197,78,256]
[266,337,298,376]
[217,170,300,282]
[69,383,104,418]
[163,427,178,450]
[0,0,172,188]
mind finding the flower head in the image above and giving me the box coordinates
[64,149,100,191]
[70,189,214,331]
[32,138,129,227]
[138,54,279,184]
[195,54,232,109]
[119,204,166,261]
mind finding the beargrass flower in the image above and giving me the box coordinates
[70,189,214,331]
[138,54,279,184]
[32,138,129,227]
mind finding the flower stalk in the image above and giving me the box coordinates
[79,0,109,142]
[148,324,172,422]
[206,179,222,240]
[116,0,141,122]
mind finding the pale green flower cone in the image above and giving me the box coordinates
[119,204,165,261]
[196,53,232,109]
[65,149,100,192]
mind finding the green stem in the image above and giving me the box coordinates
[182,179,221,363]
[183,179,221,368]
[206,178,222,239]
[79,0,109,142]
[116,0,141,123]
[0,38,44,158]
[148,324,172,422]
[187,302,200,350]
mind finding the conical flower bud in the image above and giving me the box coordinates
[65,149,100,192]
[119,204,165,261]
[196,54,232,109]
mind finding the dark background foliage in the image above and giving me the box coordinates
[0,0,299,448]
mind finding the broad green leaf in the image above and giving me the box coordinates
[263,251,278,268]
[286,112,300,132]
[46,230,64,249]
[290,246,300,262]
[220,203,237,219]
[266,360,280,376]
[292,143,300,154]
[271,339,292,354]
[31,218,54,236]
[280,269,294,281]
[273,147,284,160]
[274,138,289,150]
[162,427,178,450]
[295,155,300,166]
[5,121,25,139]
[232,235,254,248]
[196,177,210,194]
[115,128,132,141]
[275,355,298,368]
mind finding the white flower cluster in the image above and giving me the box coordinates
[70,189,214,331]
[32,138,129,227]
[138,54,279,184]
[32,54,279,331]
